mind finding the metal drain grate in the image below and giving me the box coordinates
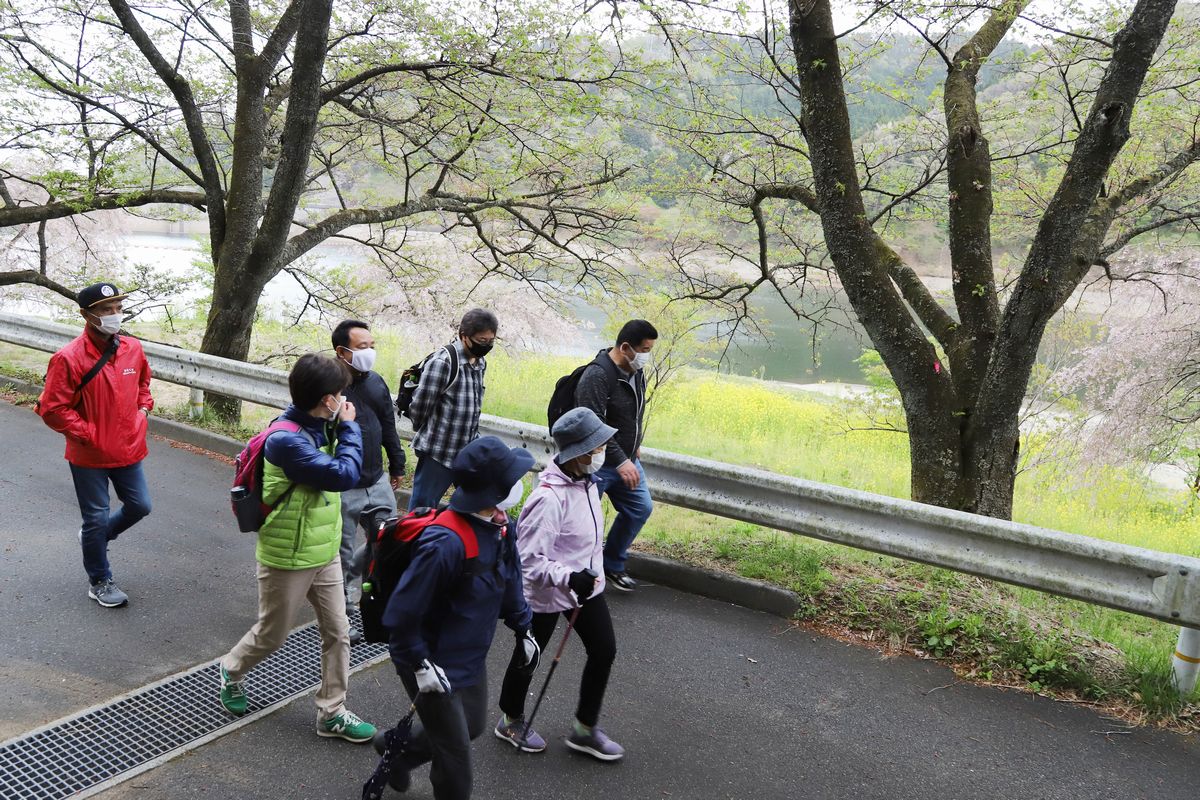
[0,619,388,800]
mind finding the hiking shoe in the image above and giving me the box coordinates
[219,666,247,716]
[494,715,547,753]
[566,726,625,761]
[88,578,128,608]
[318,709,376,743]
[605,570,637,592]
[373,729,411,791]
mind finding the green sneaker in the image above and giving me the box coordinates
[318,709,376,743]
[219,666,247,716]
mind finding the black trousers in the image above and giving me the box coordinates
[498,593,616,727]
[397,667,489,800]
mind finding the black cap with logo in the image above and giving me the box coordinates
[77,282,129,309]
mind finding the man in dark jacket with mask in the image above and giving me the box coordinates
[574,319,657,592]
[332,319,405,642]
[378,436,538,799]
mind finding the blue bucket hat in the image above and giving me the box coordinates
[552,407,616,463]
[449,436,535,514]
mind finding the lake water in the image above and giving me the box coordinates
[101,232,871,385]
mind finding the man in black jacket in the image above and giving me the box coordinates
[332,319,405,640]
[573,319,657,592]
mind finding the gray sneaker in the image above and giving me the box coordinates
[494,715,547,753]
[88,579,128,608]
[566,726,624,761]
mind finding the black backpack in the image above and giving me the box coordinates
[395,345,460,423]
[359,507,478,644]
[547,360,619,431]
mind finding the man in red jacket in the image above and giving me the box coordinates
[38,282,154,608]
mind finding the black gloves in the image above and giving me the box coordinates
[568,569,598,602]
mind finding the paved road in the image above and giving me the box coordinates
[1,398,1196,799]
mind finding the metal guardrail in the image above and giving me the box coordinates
[2,311,1199,689]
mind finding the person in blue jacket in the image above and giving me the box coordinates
[219,353,376,743]
[378,436,539,799]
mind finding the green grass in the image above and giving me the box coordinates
[3,320,1197,720]
[475,348,1199,719]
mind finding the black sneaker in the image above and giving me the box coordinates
[349,625,364,646]
[605,570,637,592]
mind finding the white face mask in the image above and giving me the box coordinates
[627,349,651,372]
[324,395,345,421]
[495,480,524,511]
[91,313,122,336]
[344,347,376,373]
[577,451,605,475]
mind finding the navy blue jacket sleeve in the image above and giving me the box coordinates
[383,527,464,667]
[500,522,533,633]
[265,421,363,492]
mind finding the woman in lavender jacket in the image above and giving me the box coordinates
[494,406,627,762]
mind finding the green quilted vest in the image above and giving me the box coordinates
[256,432,343,570]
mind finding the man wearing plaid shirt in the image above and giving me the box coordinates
[407,308,498,510]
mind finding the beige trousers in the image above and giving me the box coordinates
[222,558,350,721]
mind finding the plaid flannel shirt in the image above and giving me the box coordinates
[409,340,486,466]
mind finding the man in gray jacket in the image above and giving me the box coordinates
[573,319,657,592]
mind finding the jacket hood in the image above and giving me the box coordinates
[538,457,596,488]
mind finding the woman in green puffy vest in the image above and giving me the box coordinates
[216,354,377,744]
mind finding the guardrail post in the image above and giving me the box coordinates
[188,388,205,419]
[1172,626,1200,696]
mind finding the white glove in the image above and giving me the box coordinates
[415,659,451,694]
[517,629,541,673]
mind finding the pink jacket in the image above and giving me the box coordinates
[515,458,607,613]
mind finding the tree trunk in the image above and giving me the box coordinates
[906,406,1019,517]
[197,0,334,422]
[199,264,272,420]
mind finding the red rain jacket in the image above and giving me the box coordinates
[38,328,154,468]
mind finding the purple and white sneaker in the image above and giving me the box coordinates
[494,716,547,753]
[566,725,624,761]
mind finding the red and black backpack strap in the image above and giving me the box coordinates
[433,509,478,558]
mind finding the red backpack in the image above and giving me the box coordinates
[230,419,306,532]
[359,508,480,644]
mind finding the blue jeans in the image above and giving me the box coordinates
[69,461,152,584]
[409,455,456,511]
[595,459,653,573]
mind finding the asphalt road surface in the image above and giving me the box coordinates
[1,399,1196,800]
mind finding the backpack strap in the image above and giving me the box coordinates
[74,334,120,400]
[433,508,478,558]
[442,344,460,394]
[260,419,314,509]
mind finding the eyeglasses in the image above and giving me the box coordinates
[469,336,497,346]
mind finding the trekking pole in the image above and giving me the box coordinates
[523,604,583,741]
